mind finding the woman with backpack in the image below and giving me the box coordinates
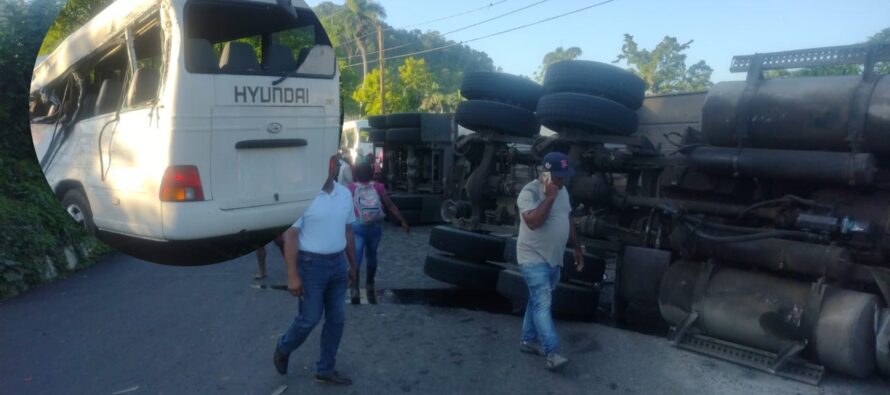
[348,161,410,296]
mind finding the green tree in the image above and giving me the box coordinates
[396,57,438,112]
[38,0,112,55]
[614,34,713,94]
[313,2,494,118]
[1,0,111,299]
[351,67,398,115]
[344,0,386,85]
[535,46,582,82]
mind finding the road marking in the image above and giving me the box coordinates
[112,385,140,394]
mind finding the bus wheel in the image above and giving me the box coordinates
[61,189,97,237]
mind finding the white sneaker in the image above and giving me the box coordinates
[520,341,545,356]
[546,353,568,370]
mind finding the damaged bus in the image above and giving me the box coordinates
[29,0,339,265]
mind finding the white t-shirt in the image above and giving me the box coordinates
[292,182,357,254]
[337,159,353,185]
[516,179,571,267]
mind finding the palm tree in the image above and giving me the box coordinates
[345,0,386,84]
[535,46,583,82]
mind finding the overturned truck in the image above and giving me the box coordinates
[426,43,890,384]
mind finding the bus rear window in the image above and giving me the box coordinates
[184,1,333,77]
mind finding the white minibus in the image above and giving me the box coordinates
[29,0,339,264]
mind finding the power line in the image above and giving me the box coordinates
[440,0,548,36]
[343,0,547,62]
[344,0,616,69]
[401,0,511,29]
[337,0,513,57]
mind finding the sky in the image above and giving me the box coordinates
[306,0,890,82]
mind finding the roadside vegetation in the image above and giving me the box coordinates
[0,0,112,300]
[2,0,887,299]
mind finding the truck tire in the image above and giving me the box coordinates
[368,128,386,143]
[385,128,422,143]
[460,71,543,111]
[429,225,506,263]
[368,115,387,129]
[386,112,422,128]
[503,237,605,283]
[424,253,504,290]
[61,189,97,237]
[543,60,646,110]
[537,93,638,136]
[496,268,599,320]
[455,100,539,138]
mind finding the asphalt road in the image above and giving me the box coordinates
[2,225,888,394]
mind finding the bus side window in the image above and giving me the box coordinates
[126,22,163,108]
[90,47,128,117]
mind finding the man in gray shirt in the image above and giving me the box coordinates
[515,152,584,371]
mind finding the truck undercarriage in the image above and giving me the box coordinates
[426,43,890,384]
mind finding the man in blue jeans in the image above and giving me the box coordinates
[273,155,358,385]
[515,152,584,371]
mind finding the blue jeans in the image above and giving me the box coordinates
[520,262,561,355]
[352,221,383,285]
[278,252,348,374]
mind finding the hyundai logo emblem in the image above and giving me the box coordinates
[267,122,283,134]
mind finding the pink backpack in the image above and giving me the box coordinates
[354,182,384,224]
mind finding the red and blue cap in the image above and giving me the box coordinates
[542,152,575,179]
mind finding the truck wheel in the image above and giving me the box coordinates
[368,115,387,129]
[385,128,422,144]
[61,189,97,237]
[385,112,422,128]
[503,237,606,284]
[543,60,646,110]
[429,225,507,263]
[537,93,638,136]
[455,100,539,138]
[496,268,599,320]
[460,71,543,111]
[424,253,504,290]
[368,128,386,143]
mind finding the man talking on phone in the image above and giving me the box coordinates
[515,152,584,371]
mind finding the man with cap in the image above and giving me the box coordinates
[515,151,584,370]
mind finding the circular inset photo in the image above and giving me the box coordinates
[29,0,340,265]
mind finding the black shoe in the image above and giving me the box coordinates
[273,346,288,375]
[314,371,352,386]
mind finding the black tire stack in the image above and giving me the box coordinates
[423,225,508,290]
[382,112,423,144]
[373,112,423,224]
[367,115,386,143]
[455,72,543,138]
[537,60,646,136]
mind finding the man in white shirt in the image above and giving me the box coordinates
[273,154,358,386]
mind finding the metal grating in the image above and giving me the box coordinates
[675,333,824,385]
[731,44,890,72]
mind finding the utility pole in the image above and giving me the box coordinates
[377,24,386,115]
